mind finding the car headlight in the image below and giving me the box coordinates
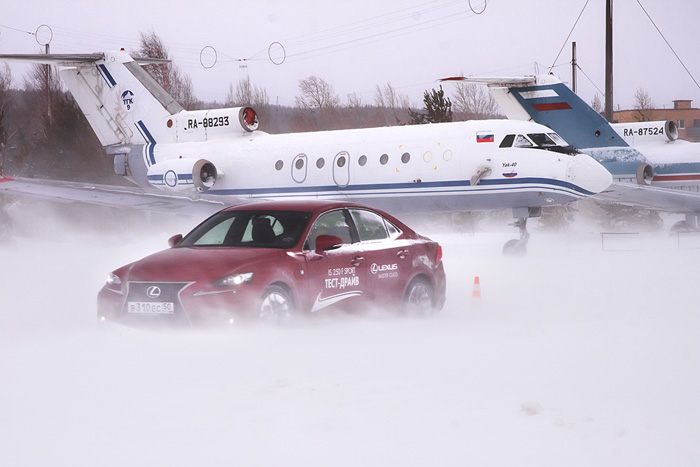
[214,272,253,287]
[106,272,122,287]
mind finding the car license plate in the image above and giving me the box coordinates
[127,301,175,314]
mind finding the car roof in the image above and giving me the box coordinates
[221,199,376,215]
[218,199,415,235]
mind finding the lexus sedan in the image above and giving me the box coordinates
[98,200,446,325]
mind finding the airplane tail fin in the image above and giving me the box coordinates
[442,75,628,151]
[0,51,182,148]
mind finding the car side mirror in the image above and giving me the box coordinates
[315,234,343,253]
[168,234,183,248]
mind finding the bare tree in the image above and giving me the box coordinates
[591,93,603,113]
[0,64,11,172]
[295,76,340,110]
[23,62,63,136]
[452,83,499,119]
[374,82,410,109]
[226,76,269,107]
[633,88,655,122]
[374,82,410,125]
[347,92,363,108]
[135,31,197,110]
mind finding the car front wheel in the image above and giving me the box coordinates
[403,277,435,316]
[258,285,294,324]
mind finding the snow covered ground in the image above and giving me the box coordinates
[1,204,700,466]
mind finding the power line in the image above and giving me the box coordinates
[548,0,590,73]
[636,0,700,91]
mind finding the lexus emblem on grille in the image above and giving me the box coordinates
[146,286,162,298]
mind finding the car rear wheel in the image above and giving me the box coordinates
[403,277,435,316]
[258,285,294,324]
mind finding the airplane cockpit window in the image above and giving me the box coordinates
[527,133,558,147]
[501,131,575,155]
[514,135,533,147]
[499,134,515,148]
[547,132,569,146]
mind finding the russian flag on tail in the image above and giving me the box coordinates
[476,132,494,143]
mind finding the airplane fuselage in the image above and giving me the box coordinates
[123,119,609,214]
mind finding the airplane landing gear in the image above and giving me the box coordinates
[670,214,699,234]
[503,207,540,255]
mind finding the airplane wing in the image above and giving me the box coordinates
[596,181,700,214]
[439,76,538,87]
[0,53,170,66]
[0,176,232,218]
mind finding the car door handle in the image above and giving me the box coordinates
[397,249,409,259]
[351,255,365,266]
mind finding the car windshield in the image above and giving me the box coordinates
[179,210,312,249]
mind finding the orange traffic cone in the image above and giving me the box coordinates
[472,276,481,300]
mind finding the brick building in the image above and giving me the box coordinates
[613,100,700,142]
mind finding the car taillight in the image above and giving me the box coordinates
[436,244,443,264]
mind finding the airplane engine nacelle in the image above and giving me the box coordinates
[147,158,218,192]
[636,162,654,185]
[613,120,679,144]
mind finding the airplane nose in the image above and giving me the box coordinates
[566,153,613,195]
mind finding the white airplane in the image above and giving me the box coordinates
[444,74,700,231]
[0,50,611,252]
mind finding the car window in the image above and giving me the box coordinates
[350,209,389,242]
[385,219,401,239]
[193,217,234,245]
[241,215,284,242]
[305,209,354,250]
[180,210,311,248]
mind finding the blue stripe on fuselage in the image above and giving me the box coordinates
[97,64,117,88]
[135,121,156,166]
[206,177,596,198]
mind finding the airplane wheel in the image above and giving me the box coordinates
[670,220,695,234]
[258,285,294,324]
[403,278,435,316]
[502,239,527,256]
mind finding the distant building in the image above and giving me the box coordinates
[613,100,700,142]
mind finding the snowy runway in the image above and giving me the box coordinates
[1,209,699,466]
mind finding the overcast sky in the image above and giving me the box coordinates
[2,0,699,111]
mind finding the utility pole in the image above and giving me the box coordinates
[45,43,51,125]
[604,0,614,122]
[571,41,577,94]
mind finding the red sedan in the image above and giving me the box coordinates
[98,200,446,325]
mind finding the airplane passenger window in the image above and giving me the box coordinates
[401,152,410,164]
[358,155,367,166]
[443,150,453,161]
[295,159,305,169]
[316,158,325,169]
[337,155,347,167]
[380,154,389,165]
[275,160,284,170]
[423,151,433,162]
[514,135,533,147]
[499,134,515,148]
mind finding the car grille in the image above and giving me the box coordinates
[122,282,193,325]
